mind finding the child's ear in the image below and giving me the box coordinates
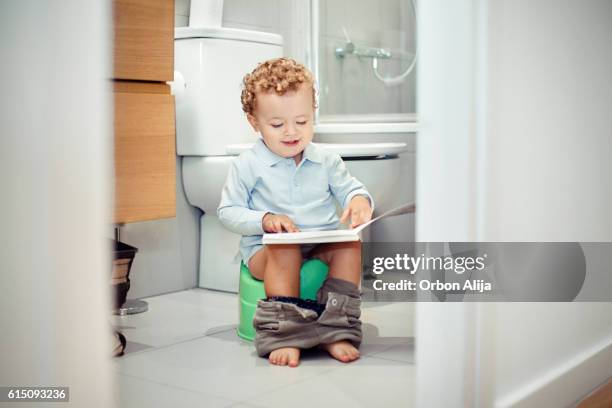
[246,113,260,132]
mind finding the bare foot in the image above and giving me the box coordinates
[322,340,360,363]
[269,347,300,367]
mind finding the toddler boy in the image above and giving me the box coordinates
[218,58,373,367]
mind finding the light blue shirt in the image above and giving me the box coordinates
[217,138,374,262]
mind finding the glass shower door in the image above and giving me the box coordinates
[312,0,417,128]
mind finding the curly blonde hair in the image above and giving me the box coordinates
[241,58,317,115]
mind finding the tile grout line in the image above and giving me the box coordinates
[116,372,243,405]
[231,353,414,406]
[365,340,415,355]
[364,354,415,365]
[114,326,240,360]
[234,365,341,405]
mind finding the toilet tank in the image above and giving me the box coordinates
[173,27,283,156]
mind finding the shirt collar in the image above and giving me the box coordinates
[303,142,323,164]
[254,138,322,166]
[254,138,285,166]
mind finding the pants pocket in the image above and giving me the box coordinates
[318,292,361,328]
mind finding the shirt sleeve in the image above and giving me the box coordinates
[217,159,268,236]
[328,154,375,212]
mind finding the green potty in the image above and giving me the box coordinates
[237,259,329,342]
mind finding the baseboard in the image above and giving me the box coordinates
[496,334,612,408]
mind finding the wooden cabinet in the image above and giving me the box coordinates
[113,85,176,223]
[112,0,176,224]
[113,0,174,82]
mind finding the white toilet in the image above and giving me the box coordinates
[173,25,409,292]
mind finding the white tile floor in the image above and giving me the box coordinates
[111,289,416,408]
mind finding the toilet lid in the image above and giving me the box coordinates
[175,27,283,45]
[225,142,408,157]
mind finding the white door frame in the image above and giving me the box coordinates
[415,0,492,406]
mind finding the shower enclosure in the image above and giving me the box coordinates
[309,0,418,133]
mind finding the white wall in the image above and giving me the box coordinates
[0,1,113,406]
[483,2,612,406]
[175,0,190,26]
[416,0,612,407]
[483,0,612,241]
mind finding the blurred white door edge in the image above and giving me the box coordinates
[416,1,612,408]
[0,2,114,407]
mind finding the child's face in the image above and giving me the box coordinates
[247,84,314,163]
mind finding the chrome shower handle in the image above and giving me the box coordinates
[335,26,391,60]
[335,44,391,59]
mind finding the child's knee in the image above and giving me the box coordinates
[344,241,361,254]
[328,241,361,262]
[266,244,303,263]
[267,243,301,252]
[333,241,360,252]
[247,248,267,280]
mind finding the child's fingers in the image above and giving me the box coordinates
[263,220,272,233]
[273,219,283,233]
[340,207,351,224]
[282,219,299,233]
[351,210,367,228]
[360,210,372,224]
[348,210,358,228]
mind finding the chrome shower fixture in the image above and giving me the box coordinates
[334,43,392,60]
[334,26,391,60]
[333,0,418,87]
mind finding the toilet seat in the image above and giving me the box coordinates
[226,142,408,158]
[183,141,409,214]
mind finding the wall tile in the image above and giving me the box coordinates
[175,0,191,16]
[380,0,400,31]
[348,0,381,40]
[175,14,188,27]
[324,0,348,39]
[223,0,280,30]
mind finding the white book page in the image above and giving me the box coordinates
[341,202,417,234]
[262,202,415,244]
[267,229,356,240]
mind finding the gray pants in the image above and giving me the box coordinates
[253,277,362,357]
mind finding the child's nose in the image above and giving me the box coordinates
[285,123,297,136]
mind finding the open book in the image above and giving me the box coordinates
[262,203,416,245]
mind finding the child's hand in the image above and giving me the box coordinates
[262,213,300,233]
[340,195,373,228]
